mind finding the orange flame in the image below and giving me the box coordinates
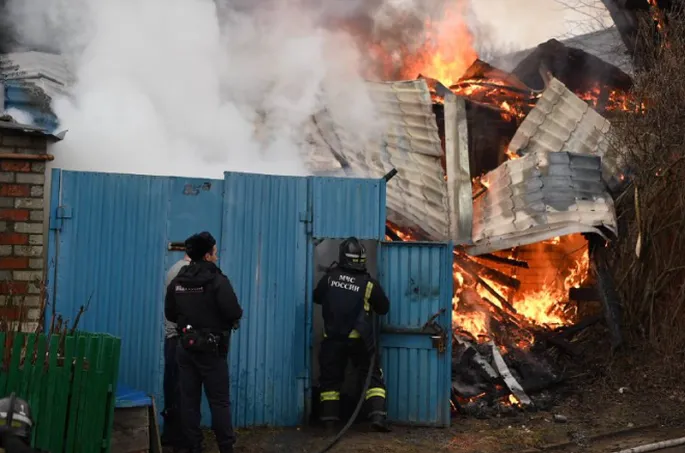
[451,234,590,344]
[368,0,477,85]
[399,2,477,86]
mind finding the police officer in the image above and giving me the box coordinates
[0,393,38,453]
[165,232,243,453]
[314,237,391,433]
[162,252,191,448]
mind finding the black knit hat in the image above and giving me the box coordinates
[185,232,216,261]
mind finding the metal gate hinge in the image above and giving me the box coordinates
[299,211,312,223]
[50,205,72,231]
[56,205,72,219]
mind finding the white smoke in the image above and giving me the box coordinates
[6,0,381,178]
[469,0,612,52]
[3,107,35,126]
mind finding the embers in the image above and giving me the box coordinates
[450,336,562,418]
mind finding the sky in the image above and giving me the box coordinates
[470,0,614,51]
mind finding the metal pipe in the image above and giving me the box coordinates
[613,436,685,453]
[382,168,398,182]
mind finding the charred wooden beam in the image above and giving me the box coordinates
[533,315,601,357]
[454,251,521,291]
[454,334,499,381]
[588,235,624,350]
[556,314,603,338]
[472,186,488,200]
[476,253,530,269]
[453,259,520,318]
[385,226,403,242]
[542,335,581,357]
[569,286,601,302]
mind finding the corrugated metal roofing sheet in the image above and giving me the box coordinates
[1,51,71,132]
[0,116,65,140]
[306,80,456,242]
[300,77,621,253]
[1,51,73,100]
[468,150,617,255]
[302,108,347,174]
[509,77,623,190]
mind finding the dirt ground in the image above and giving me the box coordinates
[199,345,685,453]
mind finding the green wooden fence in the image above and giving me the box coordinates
[0,331,121,453]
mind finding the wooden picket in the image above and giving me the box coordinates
[0,332,121,453]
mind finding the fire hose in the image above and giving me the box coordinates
[313,314,378,453]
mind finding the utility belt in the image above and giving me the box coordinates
[178,325,228,353]
[323,329,361,339]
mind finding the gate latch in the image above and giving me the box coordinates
[422,308,447,354]
[431,335,447,353]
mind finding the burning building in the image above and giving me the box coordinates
[302,14,633,414]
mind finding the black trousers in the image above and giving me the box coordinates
[318,338,387,422]
[162,337,183,446]
[177,345,235,452]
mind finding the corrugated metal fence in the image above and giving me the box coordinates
[47,169,391,427]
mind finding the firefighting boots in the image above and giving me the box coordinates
[370,414,391,433]
[324,420,337,435]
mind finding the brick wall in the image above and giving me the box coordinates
[0,126,50,328]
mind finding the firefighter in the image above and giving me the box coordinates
[0,393,38,453]
[314,237,391,433]
[162,252,191,448]
[165,232,243,453]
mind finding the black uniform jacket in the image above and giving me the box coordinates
[165,261,243,338]
[313,266,390,348]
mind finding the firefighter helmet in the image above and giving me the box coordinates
[0,393,33,441]
[339,237,367,271]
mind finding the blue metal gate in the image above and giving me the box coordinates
[47,170,226,419]
[222,172,309,427]
[378,241,453,427]
[47,169,173,407]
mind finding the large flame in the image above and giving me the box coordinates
[455,234,590,345]
[397,1,478,86]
